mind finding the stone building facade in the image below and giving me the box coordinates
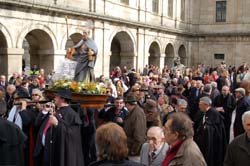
[0,0,249,77]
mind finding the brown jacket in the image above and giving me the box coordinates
[169,138,207,166]
[123,105,147,156]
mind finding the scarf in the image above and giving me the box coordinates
[7,106,22,129]
[162,140,184,166]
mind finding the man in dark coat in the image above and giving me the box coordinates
[194,96,227,166]
[214,85,236,143]
[7,90,39,166]
[233,88,250,137]
[98,96,128,126]
[33,89,84,166]
[0,99,27,166]
[123,94,147,156]
[188,80,202,120]
[224,111,250,166]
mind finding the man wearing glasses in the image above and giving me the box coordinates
[140,126,169,166]
[7,90,41,166]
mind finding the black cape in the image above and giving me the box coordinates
[0,117,27,166]
[194,108,227,166]
[34,106,84,166]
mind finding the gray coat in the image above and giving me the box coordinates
[123,105,147,156]
[140,142,169,166]
[224,133,250,166]
[168,138,207,166]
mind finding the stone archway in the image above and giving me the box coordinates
[178,45,186,66]
[165,43,175,68]
[110,31,135,72]
[0,31,7,75]
[148,42,160,67]
[22,29,54,74]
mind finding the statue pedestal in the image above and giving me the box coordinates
[44,89,108,109]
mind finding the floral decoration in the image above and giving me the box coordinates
[49,80,106,95]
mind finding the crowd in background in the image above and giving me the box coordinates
[1,61,250,166]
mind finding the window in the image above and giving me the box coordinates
[120,0,129,5]
[181,0,185,20]
[168,0,173,17]
[214,54,225,60]
[216,1,226,22]
[152,0,159,13]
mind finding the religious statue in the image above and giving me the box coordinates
[67,29,98,82]
[172,56,185,75]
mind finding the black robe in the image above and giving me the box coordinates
[19,106,40,166]
[213,94,236,143]
[194,108,227,166]
[0,117,27,166]
[34,106,84,166]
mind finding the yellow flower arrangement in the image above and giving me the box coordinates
[50,80,106,95]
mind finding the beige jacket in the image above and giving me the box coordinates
[168,138,207,166]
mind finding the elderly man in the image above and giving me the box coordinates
[162,112,206,166]
[224,111,250,166]
[6,84,16,112]
[233,88,250,137]
[194,96,227,166]
[123,94,147,156]
[7,90,39,166]
[175,98,188,113]
[214,85,236,143]
[0,75,7,89]
[140,126,168,166]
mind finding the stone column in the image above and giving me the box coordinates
[54,49,67,72]
[159,53,166,70]
[137,28,146,72]
[5,48,24,78]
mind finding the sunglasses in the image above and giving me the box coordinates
[32,94,39,97]
[45,104,52,108]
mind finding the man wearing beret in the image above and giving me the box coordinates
[194,96,227,166]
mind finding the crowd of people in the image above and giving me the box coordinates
[1,61,250,166]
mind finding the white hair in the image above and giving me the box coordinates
[242,111,250,123]
[184,76,189,81]
[211,81,217,88]
[177,99,188,106]
[148,126,164,138]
